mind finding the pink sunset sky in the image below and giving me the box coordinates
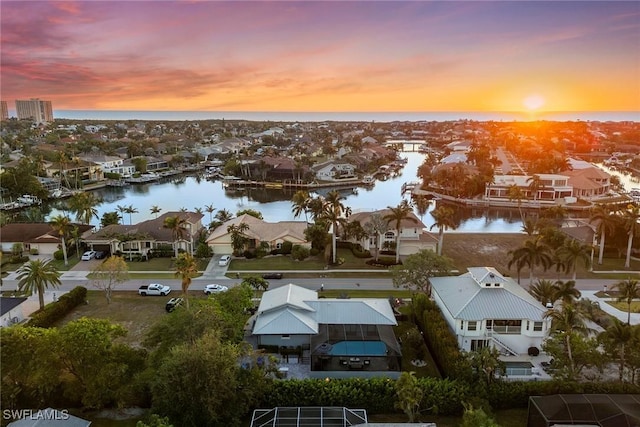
[1,1,639,112]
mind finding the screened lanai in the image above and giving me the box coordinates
[527,394,640,427]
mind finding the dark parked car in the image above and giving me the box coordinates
[262,273,283,280]
[94,251,108,259]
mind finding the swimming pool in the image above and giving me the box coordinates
[504,361,533,376]
[328,341,387,356]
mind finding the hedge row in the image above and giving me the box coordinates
[336,241,371,258]
[412,294,466,379]
[27,286,88,328]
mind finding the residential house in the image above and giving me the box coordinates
[206,214,309,255]
[251,284,402,378]
[78,154,134,178]
[484,174,574,204]
[429,267,550,356]
[312,161,357,182]
[0,297,28,327]
[81,211,204,257]
[562,167,611,199]
[0,223,93,256]
[345,209,437,256]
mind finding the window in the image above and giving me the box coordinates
[460,321,464,330]
[486,320,493,330]
[468,321,477,331]
[385,231,395,239]
[281,335,290,339]
[533,322,543,331]
[276,242,282,249]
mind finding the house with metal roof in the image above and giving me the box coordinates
[251,284,402,378]
[429,267,550,356]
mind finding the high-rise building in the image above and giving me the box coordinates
[0,101,8,121]
[15,98,53,123]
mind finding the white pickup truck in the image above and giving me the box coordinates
[138,283,171,296]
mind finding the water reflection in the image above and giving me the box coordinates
[44,150,525,233]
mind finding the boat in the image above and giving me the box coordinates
[16,194,41,205]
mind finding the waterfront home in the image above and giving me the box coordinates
[429,267,550,356]
[345,209,437,256]
[484,174,574,204]
[206,214,309,255]
[0,223,93,256]
[44,158,100,186]
[312,161,357,182]
[79,154,135,178]
[81,211,204,258]
[562,166,611,199]
[250,283,402,379]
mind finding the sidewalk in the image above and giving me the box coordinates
[581,290,640,325]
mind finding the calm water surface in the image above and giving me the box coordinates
[49,151,524,233]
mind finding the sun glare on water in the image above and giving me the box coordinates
[523,94,545,111]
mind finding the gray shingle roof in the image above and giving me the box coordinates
[431,268,546,321]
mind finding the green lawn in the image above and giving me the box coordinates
[230,254,327,271]
[368,408,528,427]
[606,300,640,313]
[121,257,209,272]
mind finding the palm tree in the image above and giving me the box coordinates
[589,204,618,265]
[116,204,128,225]
[412,196,432,222]
[600,319,633,382]
[69,192,100,225]
[521,218,539,236]
[429,206,456,256]
[527,174,544,201]
[553,280,581,305]
[214,209,234,223]
[384,200,417,264]
[306,197,325,222]
[322,191,348,264]
[363,213,389,262]
[174,252,198,310]
[227,222,250,255]
[194,207,203,215]
[556,239,592,280]
[204,204,215,223]
[507,184,526,220]
[50,214,72,266]
[529,279,558,307]
[150,205,162,219]
[124,205,138,225]
[291,190,310,225]
[621,205,640,268]
[545,303,592,377]
[508,236,553,284]
[612,278,640,325]
[163,215,188,258]
[16,259,62,310]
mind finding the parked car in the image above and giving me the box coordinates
[204,284,228,295]
[262,273,283,280]
[165,297,184,313]
[218,255,231,266]
[94,251,108,259]
[138,284,171,296]
[81,250,96,261]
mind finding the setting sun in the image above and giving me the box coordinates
[523,94,545,111]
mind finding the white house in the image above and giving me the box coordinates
[484,174,574,204]
[345,209,437,256]
[251,284,402,378]
[312,161,357,182]
[429,267,550,356]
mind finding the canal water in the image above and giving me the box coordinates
[46,150,527,233]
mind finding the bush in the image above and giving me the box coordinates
[309,248,320,256]
[27,286,88,328]
[53,250,64,261]
[29,248,39,255]
[9,255,29,264]
[366,257,400,267]
[195,243,213,259]
[280,241,293,255]
[291,245,310,261]
[243,250,256,259]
